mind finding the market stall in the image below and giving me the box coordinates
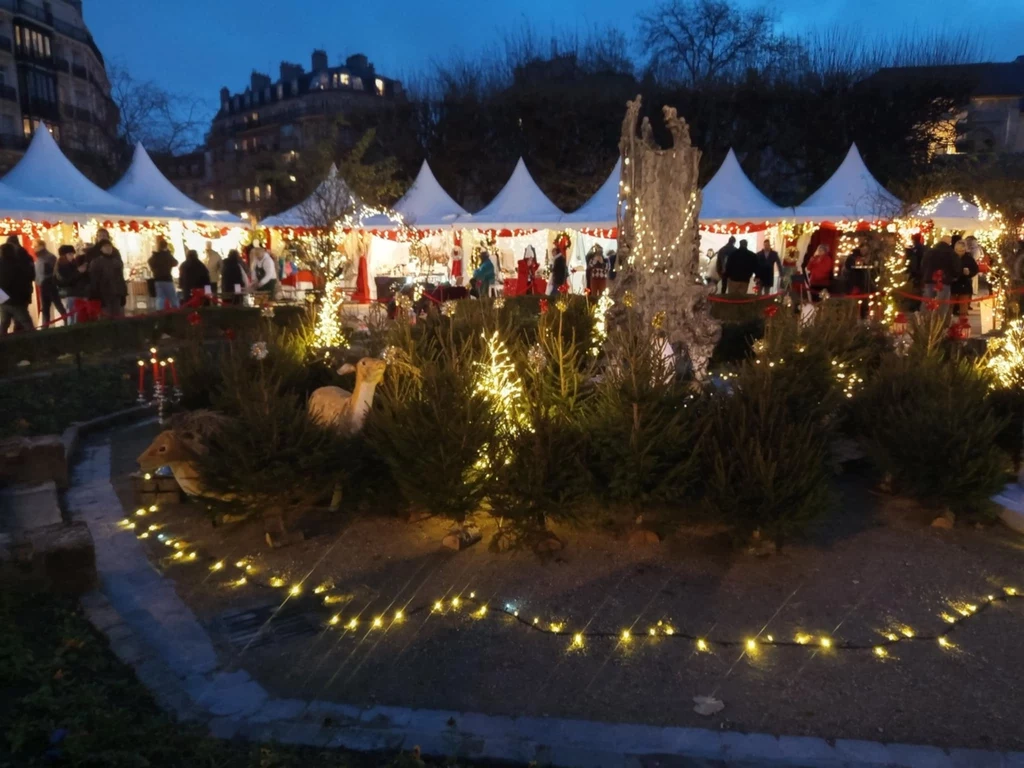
[697,149,791,290]
[456,158,564,294]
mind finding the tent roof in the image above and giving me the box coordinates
[560,158,622,228]
[0,178,80,222]
[461,158,563,228]
[108,144,241,224]
[1,128,146,220]
[394,161,466,226]
[911,192,985,229]
[261,165,355,228]
[699,149,789,223]
[794,143,901,222]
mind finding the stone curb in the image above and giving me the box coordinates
[68,438,1024,768]
[61,404,156,467]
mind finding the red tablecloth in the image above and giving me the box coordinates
[504,278,548,297]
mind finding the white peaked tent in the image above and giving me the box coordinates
[108,144,240,224]
[1,127,146,220]
[794,143,901,222]
[911,193,987,231]
[560,158,622,229]
[359,160,467,230]
[461,157,563,229]
[261,164,354,228]
[700,149,789,223]
[394,160,466,226]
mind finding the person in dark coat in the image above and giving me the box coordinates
[88,240,127,317]
[33,238,67,326]
[0,240,36,333]
[220,249,248,305]
[921,235,959,304]
[715,236,737,292]
[724,239,756,295]
[950,238,979,316]
[148,235,179,310]
[549,248,568,296]
[55,245,81,324]
[178,249,211,303]
[755,238,782,293]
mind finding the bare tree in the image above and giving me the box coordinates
[107,61,208,156]
[638,0,783,87]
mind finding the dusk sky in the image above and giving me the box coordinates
[88,0,1023,119]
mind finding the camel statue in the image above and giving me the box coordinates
[137,410,230,499]
[307,357,387,434]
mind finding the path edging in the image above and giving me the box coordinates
[69,436,1024,768]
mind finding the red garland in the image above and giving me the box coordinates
[187,311,202,326]
[558,283,569,295]
[539,299,549,315]
[763,304,779,318]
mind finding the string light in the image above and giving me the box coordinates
[132,504,1024,660]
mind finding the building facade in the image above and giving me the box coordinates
[868,55,1024,156]
[0,0,117,174]
[188,50,401,218]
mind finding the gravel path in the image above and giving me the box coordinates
[111,421,1024,752]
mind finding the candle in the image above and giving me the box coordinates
[151,357,158,386]
[167,357,179,387]
[137,360,145,395]
[159,360,167,385]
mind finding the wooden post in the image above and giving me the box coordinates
[612,97,720,381]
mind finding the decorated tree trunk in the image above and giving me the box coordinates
[612,97,721,380]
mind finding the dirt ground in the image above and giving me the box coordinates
[110,421,1024,751]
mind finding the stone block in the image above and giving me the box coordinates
[833,738,893,764]
[883,743,952,767]
[775,735,841,764]
[0,481,62,531]
[948,748,1004,768]
[0,435,68,490]
[0,521,96,594]
[247,698,307,724]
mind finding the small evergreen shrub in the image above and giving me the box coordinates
[588,309,705,511]
[365,340,497,524]
[857,350,1009,513]
[703,370,832,547]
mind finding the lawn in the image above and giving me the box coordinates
[0,365,139,439]
[0,590,458,768]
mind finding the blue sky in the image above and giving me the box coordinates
[88,0,1023,117]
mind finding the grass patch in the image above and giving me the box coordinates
[0,365,140,439]
[0,592,485,767]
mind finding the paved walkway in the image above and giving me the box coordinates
[68,434,1024,768]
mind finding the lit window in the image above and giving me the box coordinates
[245,188,251,202]
[341,72,350,86]
[14,26,20,46]
[375,78,384,96]
[43,37,50,57]
[265,183,272,198]
[251,111,258,121]
[22,116,30,136]
[252,185,261,201]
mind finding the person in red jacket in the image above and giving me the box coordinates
[804,244,834,300]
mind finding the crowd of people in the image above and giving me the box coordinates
[0,230,281,334]
[705,231,1009,317]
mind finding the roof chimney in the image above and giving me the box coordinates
[312,49,328,72]
[280,61,304,82]
[220,87,229,105]
[250,71,271,91]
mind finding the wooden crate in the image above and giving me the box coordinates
[132,471,183,507]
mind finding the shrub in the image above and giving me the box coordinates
[588,308,705,511]
[703,369,832,547]
[199,337,356,529]
[365,337,497,524]
[857,350,1009,513]
[484,308,594,546]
